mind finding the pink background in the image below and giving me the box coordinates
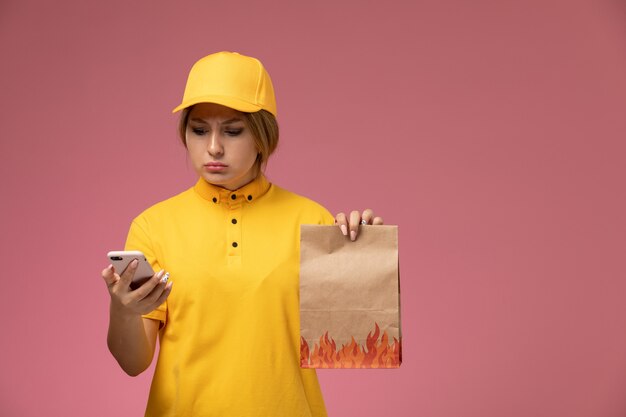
[1,0,625,416]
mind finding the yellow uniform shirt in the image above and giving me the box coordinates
[125,174,335,417]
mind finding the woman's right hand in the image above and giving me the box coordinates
[101,260,173,316]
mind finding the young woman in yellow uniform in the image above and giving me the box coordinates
[101,51,383,417]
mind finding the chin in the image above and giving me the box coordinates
[201,172,229,184]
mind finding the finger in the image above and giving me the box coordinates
[101,264,119,287]
[335,212,348,236]
[155,281,174,306]
[141,280,173,311]
[132,270,166,301]
[372,216,384,225]
[118,259,139,288]
[349,210,361,241]
[361,208,374,225]
[138,274,170,307]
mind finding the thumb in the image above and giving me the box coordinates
[101,264,120,287]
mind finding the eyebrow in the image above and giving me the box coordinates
[189,117,244,125]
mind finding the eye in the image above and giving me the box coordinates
[191,127,207,136]
[225,128,243,137]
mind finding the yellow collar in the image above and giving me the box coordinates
[193,174,271,206]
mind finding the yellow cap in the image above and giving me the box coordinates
[172,51,277,116]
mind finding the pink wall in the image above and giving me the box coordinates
[1,0,625,415]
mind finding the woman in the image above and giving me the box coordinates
[101,51,383,417]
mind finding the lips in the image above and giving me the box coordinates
[204,162,228,172]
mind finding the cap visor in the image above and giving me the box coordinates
[172,95,263,113]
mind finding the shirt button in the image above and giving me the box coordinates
[212,197,217,203]
[232,242,238,248]
[247,195,252,201]
[231,219,237,224]
[231,194,237,200]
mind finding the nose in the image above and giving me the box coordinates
[207,131,223,157]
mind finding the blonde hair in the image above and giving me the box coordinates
[178,106,279,170]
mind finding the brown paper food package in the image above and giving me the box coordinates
[300,225,401,369]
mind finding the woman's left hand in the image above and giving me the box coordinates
[335,209,384,241]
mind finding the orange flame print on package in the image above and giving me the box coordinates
[300,323,401,369]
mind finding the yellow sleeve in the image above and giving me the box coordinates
[310,199,335,226]
[124,216,168,326]
[320,208,335,226]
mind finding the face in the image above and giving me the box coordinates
[185,103,259,191]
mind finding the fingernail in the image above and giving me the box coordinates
[107,264,113,270]
[350,231,356,241]
[160,272,170,284]
[131,259,138,267]
[341,225,348,236]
